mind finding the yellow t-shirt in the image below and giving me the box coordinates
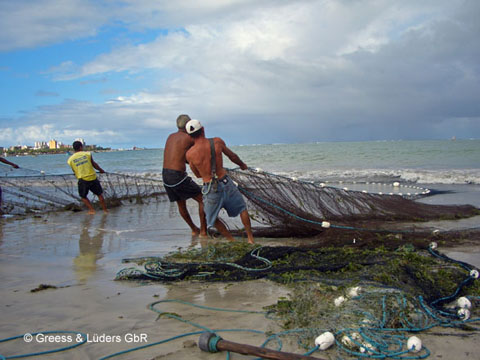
[67,151,97,181]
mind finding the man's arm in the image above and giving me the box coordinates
[220,139,247,170]
[91,156,105,173]
[0,158,19,168]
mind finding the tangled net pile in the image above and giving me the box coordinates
[116,241,480,359]
[227,168,479,237]
[0,169,165,215]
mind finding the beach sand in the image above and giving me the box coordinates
[1,199,480,359]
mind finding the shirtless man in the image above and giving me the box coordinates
[185,119,254,244]
[162,114,207,237]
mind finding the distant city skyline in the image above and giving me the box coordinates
[1,138,102,151]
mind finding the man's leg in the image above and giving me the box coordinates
[176,199,200,236]
[213,218,235,241]
[240,210,254,244]
[81,197,96,215]
[192,194,207,237]
[98,194,109,214]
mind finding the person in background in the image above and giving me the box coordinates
[67,141,108,214]
[0,157,19,215]
[162,114,207,237]
[185,119,254,244]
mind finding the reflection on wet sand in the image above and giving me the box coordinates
[73,214,107,282]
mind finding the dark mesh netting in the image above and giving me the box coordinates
[226,168,479,237]
[0,172,166,215]
[116,241,480,359]
[115,240,478,299]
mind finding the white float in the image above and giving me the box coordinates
[458,308,471,320]
[457,297,472,309]
[347,286,361,298]
[315,332,335,350]
[407,336,422,353]
[321,221,331,228]
[334,296,345,307]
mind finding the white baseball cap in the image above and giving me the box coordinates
[185,119,203,134]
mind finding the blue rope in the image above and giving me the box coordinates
[100,299,321,360]
[0,331,87,359]
[116,246,272,280]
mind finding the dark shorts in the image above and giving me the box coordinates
[78,178,103,199]
[162,168,201,202]
[202,176,246,228]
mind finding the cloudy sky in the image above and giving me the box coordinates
[1,0,479,149]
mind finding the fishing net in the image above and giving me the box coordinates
[116,240,480,359]
[0,170,166,215]
[227,168,479,237]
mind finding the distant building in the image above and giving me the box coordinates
[48,139,58,149]
[34,141,48,149]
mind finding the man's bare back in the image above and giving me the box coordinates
[163,131,195,171]
[186,137,247,183]
[184,120,253,244]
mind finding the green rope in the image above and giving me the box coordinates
[0,331,87,359]
[116,246,272,281]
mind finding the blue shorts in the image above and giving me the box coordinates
[203,176,247,228]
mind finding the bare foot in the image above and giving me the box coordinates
[103,210,109,214]
[191,226,201,236]
[88,210,96,215]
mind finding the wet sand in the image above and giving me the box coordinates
[1,199,480,359]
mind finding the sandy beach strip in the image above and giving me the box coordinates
[1,200,480,359]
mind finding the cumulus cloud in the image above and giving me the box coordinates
[1,0,479,147]
[0,0,105,51]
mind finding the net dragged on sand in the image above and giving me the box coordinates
[227,168,479,237]
[1,168,478,237]
[0,172,166,215]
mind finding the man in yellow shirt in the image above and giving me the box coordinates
[67,141,108,214]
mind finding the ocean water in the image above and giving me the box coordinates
[2,139,480,207]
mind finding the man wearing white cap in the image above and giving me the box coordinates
[185,119,254,244]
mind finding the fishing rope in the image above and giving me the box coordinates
[99,299,320,360]
[114,241,480,359]
[0,331,87,359]
[116,246,272,280]
[163,174,188,188]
